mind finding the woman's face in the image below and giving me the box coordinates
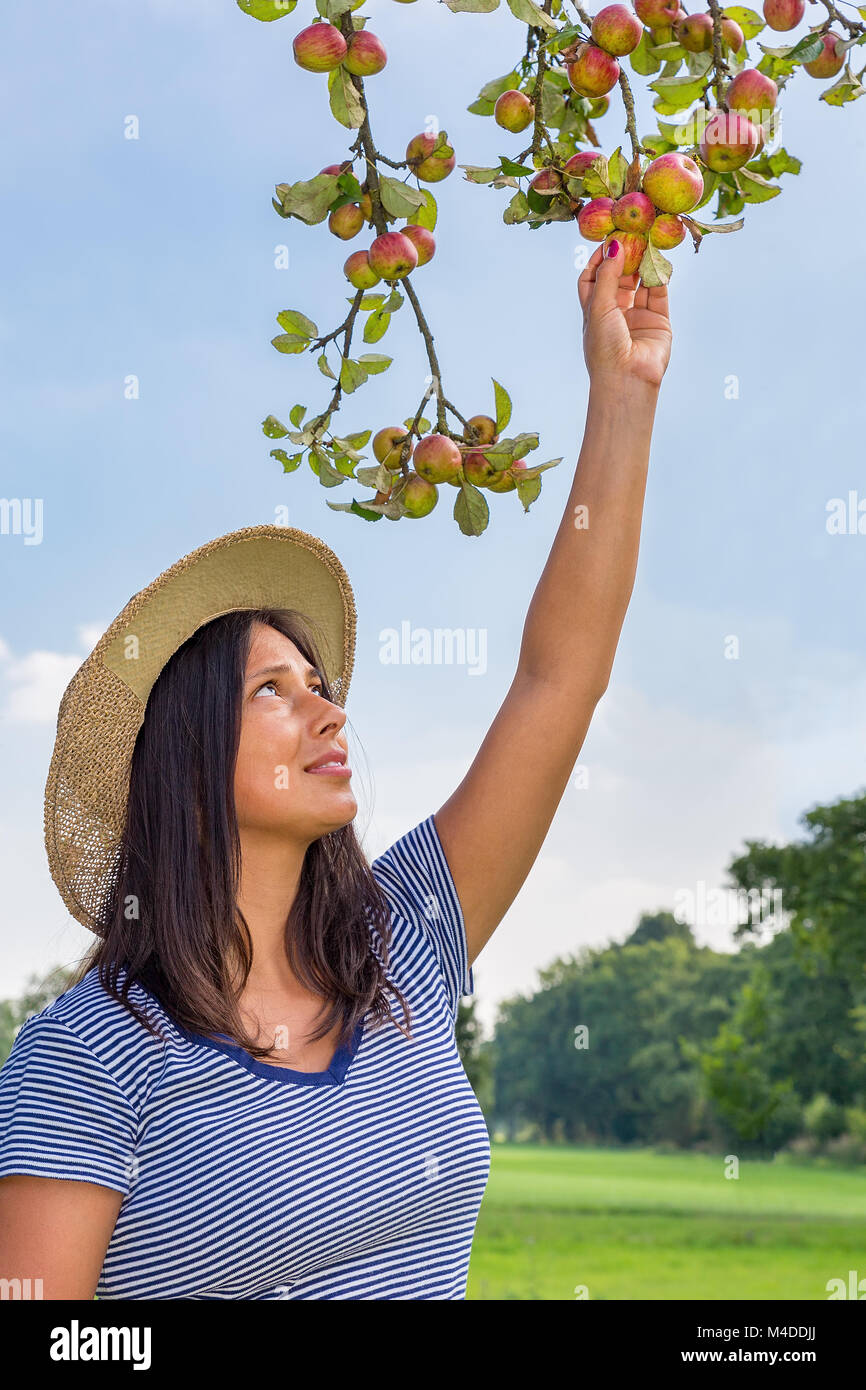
[233,621,357,843]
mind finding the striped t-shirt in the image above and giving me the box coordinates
[0,813,491,1300]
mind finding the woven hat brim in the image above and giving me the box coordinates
[43,524,357,934]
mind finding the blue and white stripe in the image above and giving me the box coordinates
[0,813,491,1300]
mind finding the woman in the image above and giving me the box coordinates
[0,241,671,1299]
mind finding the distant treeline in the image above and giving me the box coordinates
[456,789,866,1160]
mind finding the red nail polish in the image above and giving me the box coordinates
[606,239,620,259]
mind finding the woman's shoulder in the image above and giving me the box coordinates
[11,966,173,1108]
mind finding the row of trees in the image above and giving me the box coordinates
[457,789,866,1158]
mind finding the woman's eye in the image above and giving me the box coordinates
[254,680,279,698]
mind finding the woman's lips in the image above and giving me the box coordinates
[304,764,352,777]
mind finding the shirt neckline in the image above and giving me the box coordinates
[177,1019,365,1087]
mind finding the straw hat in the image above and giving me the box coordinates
[44,523,357,934]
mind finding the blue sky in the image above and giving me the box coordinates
[1,0,864,1031]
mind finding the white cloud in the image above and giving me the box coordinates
[0,625,104,723]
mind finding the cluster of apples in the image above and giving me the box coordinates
[326,132,455,291]
[494,0,846,135]
[370,417,525,518]
[292,20,387,77]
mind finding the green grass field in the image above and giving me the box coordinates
[466,1144,866,1300]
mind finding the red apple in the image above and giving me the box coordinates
[399,473,438,518]
[564,151,602,179]
[612,191,656,234]
[634,0,685,30]
[699,109,759,171]
[567,44,621,98]
[529,168,563,195]
[649,213,685,248]
[344,249,381,290]
[343,30,387,76]
[414,434,463,484]
[641,151,703,213]
[464,415,498,445]
[676,12,713,51]
[578,196,616,240]
[319,164,346,176]
[725,68,778,122]
[328,203,364,239]
[721,17,745,51]
[402,224,436,266]
[463,451,497,488]
[373,426,413,470]
[494,90,535,133]
[368,231,418,280]
[591,5,643,56]
[804,31,845,78]
[603,229,647,275]
[292,23,347,73]
[405,133,455,183]
[762,0,805,30]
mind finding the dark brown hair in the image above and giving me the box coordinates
[69,607,413,1059]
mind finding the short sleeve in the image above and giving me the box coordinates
[370,812,474,1022]
[0,1011,139,1196]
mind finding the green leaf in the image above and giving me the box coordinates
[356,353,392,374]
[262,414,289,438]
[461,165,501,184]
[820,74,866,107]
[318,353,337,380]
[754,147,802,178]
[331,436,367,462]
[582,155,618,199]
[648,40,687,63]
[277,309,318,338]
[684,214,745,235]
[280,174,340,226]
[607,146,628,199]
[343,429,371,449]
[363,309,391,344]
[339,358,369,394]
[505,0,557,33]
[516,474,542,512]
[454,482,490,537]
[758,33,824,63]
[413,189,438,232]
[492,379,512,433]
[271,333,309,354]
[476,71,521,103]
[289,403,306,427]
[327,64,366,131]
[638,242,673,288]
[358,293,386,310]
[499,156,536,176]
[445,0,500,10]
[325,498,384,521]
[504,189,530,224]
[630,31,662,76]
[270,448,303,472]
[650,73,710,111]
[378,175,425,218]
[318,0,355,16]
[720,6,765,40]
[314,447,348,488]
[236,0,298,19]
[731,167,781,202]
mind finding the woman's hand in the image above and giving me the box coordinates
[578,241,673,392]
